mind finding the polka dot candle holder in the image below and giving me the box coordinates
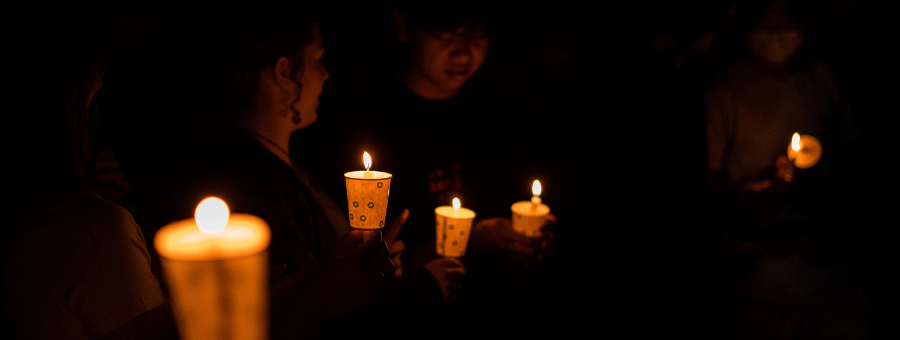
[511,202,550,237]
[435,206,476,257]
[344,171,392,230]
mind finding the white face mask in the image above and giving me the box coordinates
[747,29,803,65]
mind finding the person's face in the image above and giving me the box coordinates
[746,8,803,66]
[407,26,489,95]
[294,24,329,130]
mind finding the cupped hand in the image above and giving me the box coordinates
[303,230,396,315]
[537,214,559,262]
[423,257,466,301]
[467,217,538,262]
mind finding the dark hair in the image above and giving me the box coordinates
[734,0,809,31]
[3,8,116,202]
[210,6,320,119]
[394,0,500,37]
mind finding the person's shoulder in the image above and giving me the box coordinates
[67,191,134,224]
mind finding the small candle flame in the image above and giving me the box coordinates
[791,133,802,152]
[532,180,542,196]
[363,151,371,171]
[195,197,229,234]
[453,197,461,211]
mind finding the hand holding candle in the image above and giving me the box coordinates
[435,198,476,257]
[154,197,271,340]
[512,180,551,237]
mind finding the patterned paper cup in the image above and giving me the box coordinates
[345,171,392,230]
[435,206,475,257]
[511,201,550,237]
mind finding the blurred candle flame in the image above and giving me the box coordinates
[363,151,371,171]
[453,197,461,211]
[532,180,542,196]
[791,133,802,152]
[195,197,229,234]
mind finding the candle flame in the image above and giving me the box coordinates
[363,151,371,171]
[791,133,802,152]
[195,197,229,234]
[453,197,461,211]
[532,180,542,196]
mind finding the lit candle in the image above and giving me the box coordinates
[512,180,550,237]
[154,197,271,340]
[435,198,476,257]
[363,151,374,179]
[530,180,542,211]
[786,132,822,169]
[345,152,392,231]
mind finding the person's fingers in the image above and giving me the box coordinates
[441,257,464,268]
[96,149,115,159]
[383,209,408,244]
[389,239,405,258]
[381,257,397,279]
[445,267,466,280]
[504,241,537,261]
[332,230,364,259]
[363,240,391,274]
[95,158,120,171]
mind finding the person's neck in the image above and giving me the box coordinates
[751,57,793,77]
[239,111,293,166]
[399,68,459,100]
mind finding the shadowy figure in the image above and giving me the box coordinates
[1,7,178,340]
[131,5,467,338]
[294,0,559,337]
[703,1,868,338]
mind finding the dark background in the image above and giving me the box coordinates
[5,0,900,338]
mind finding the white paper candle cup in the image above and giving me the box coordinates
[787,134,822,169]
[435,206,476,257]
[511,202,550,237]
[345,171,392,230]
[154,213,271,340]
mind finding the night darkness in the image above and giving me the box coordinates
[3,0,900,339]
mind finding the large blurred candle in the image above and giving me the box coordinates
[435,198,476,257]
[787,132,822,169]
[345,152,392,231]
[512,180,550,237]
[154,197,271,340]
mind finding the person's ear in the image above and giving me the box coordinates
[392,9,408,42]
[273,56,294,90]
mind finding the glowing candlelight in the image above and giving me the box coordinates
[363,151,373,178]
[512,180,550,237]
[155,197,270,340]
[786,133,822,169]
[435,197,476,257]
[531,180,542,210]
[791,132,802,155]
[195,197,229,234]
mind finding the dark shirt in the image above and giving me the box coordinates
[145,130,349,274]
[300,75,535,248]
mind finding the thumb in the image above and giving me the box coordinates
[331,229,364,259]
